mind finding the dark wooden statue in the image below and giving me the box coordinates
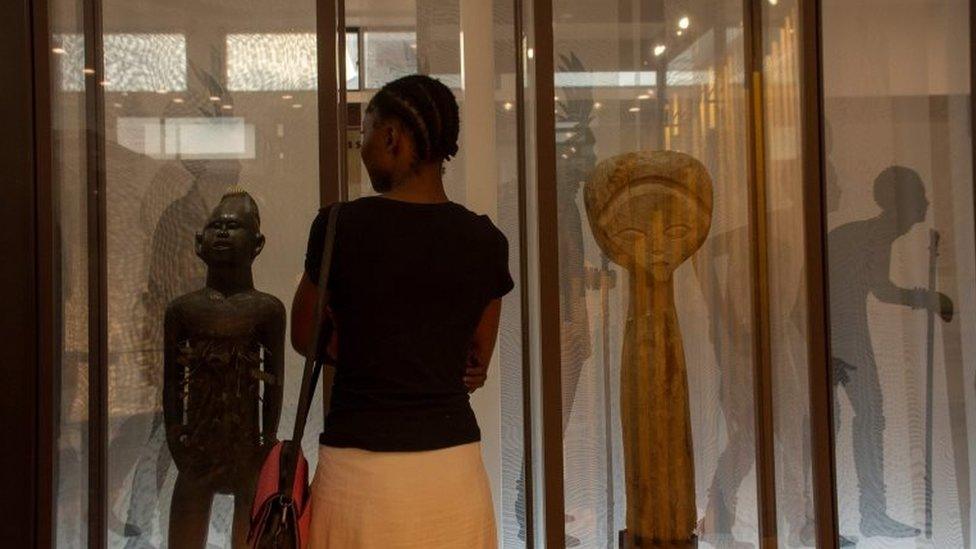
[163,190,285,548]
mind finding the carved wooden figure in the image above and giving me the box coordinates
[584,151,713,547]
[163,190,285,548]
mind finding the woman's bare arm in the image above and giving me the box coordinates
[290,273,336,358]
[464,298,503,393]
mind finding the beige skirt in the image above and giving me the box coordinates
[307,442,497,549]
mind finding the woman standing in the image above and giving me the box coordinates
[291,74,512,548]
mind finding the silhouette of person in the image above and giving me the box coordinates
[696,122,847,548]
[828,165,953,539]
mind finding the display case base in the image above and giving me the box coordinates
[619,530,699,548]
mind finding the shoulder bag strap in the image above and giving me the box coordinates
[291,202,341,444]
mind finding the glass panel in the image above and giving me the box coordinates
[364,30,417,90]
[551,2,759,546]
[762,1,817,547]
[51,1,89,546]
[97,0,320,545]
[822,0,975,546]
[342,0,528,544]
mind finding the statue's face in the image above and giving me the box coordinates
[196,198,264,267]
[596,178,710,282]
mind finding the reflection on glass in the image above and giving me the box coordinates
[552,2,758,547]
[364,31,417,89]
[762,1,818,546]
[57,33,187,92]
[95,0,320,542]
[51,0,88,545]
[115,117,255,160]
[823,0,975,546]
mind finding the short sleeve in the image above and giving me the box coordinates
[488,227,515,299]
[304,204,335,287]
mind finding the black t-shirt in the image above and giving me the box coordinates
[304,196,515,451]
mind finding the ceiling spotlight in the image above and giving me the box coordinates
[503,102,514,111]
[629,107,641,113]
[527,48,535,59]
[99,80,109,87]
[638,93,651,100]
[83,68,95,75]
[677,30,684,36]
[282,94,293,100]
[769,0,779,4]
[410,43,417,49]
[292,103,303,109]
[679,16,690,30]
[593,102,603,109]
[173,98,184,104]
[222,105,233,111]
[209,96,221,102]
[157,89,169,94]
[112,102,122,108]
[52,47,66,55]
[654,44,667,57]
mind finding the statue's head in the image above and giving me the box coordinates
[873,165,928,233]
[584,151,713,282]
[195,189,265,267]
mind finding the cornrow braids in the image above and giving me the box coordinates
[368,74,460,163]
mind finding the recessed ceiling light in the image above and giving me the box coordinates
[629,107,641,113]
[52,47,66,55]
[679,16,690,30]
[209,96,221,102]
[654,44,666,57]
[282,94,293,100]
[638,94,650,100]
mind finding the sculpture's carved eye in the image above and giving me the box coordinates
[665,224,690,239]
[613,228,645,241]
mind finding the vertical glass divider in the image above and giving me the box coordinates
[529,0,565,546]
[317,0,345,206]
[742,0,779,545]
[81,0,108,544]
[31,0,57,542]
[513,0,535,544]
[797,0,839,546]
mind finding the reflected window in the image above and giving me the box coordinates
[116,117,255,159]
[363,31,416,89]
[226,32,360,91]
[55,33,186,92]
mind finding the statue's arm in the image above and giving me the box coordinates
[162,306,185,454]
[262,301,287,441]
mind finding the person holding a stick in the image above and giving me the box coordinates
[828,165,953,540]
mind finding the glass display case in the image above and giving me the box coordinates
[30,0,976,547]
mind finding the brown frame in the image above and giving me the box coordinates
[742,0,779,545]
[1,0,52,545]
[512,0,537,545]
[798,0,840,547]
[527,0,567,546]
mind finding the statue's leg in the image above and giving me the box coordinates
[232,467,259,549]
[168,472,213,549]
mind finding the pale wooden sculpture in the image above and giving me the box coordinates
[584,151,713,548]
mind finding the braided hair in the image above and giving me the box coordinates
[367,74,460,163]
